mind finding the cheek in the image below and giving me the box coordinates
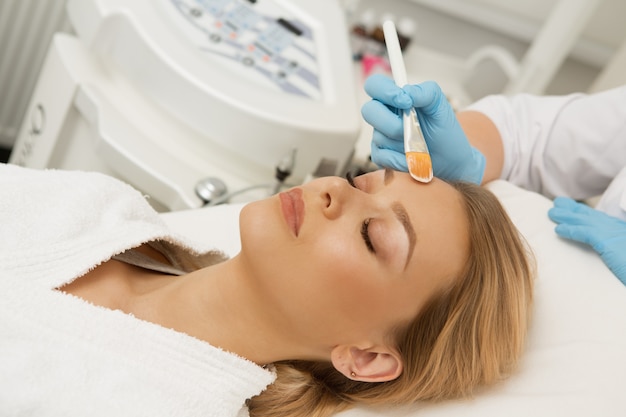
[271,237,371,310]
[307,237,395,315]
[240,208,397,325]
[298,236,366,288]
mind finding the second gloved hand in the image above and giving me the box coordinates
[548,197,626,286]
[361,74,485,184]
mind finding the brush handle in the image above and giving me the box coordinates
[382,20,408,86]
[384,19,416,153]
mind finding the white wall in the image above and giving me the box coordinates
[470,0,626,51]
[0,0,71,150]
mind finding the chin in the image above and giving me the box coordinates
[238,197,282,257]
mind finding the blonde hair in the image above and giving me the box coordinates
[247,181,534,417]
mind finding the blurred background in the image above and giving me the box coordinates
[1,0,624,209]
[3,0,626,156]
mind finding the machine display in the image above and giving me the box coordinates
[170,0,321,99]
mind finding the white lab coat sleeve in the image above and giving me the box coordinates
[466,86,626,200]
[595,166,626,221]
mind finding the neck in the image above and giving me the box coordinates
[142,255,326,365]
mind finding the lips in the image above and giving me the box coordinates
[279,188,304,236]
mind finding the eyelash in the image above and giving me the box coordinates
[345,173,376,254]
[345,172,357,188]
[361,219,375,253]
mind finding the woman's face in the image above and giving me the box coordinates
[238,169,469,350]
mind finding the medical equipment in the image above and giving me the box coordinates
[382,20,432,183]
[10,0,360,211]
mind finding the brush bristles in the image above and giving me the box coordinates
[406,151,433,183]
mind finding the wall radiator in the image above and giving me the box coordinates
[0,0,71,149]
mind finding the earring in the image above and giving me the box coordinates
[350,372,356,378]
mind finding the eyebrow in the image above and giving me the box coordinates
[382,169,417,268]
[392,202,417,269]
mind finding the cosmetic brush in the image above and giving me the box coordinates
[382,20,433,183]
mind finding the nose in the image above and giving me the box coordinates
[322,177,353,220]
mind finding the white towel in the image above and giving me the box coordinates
[0,164,275,417]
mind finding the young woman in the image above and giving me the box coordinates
[0,162,533,417]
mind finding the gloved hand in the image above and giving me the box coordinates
[361,74,486,184]
[548,197,626,286]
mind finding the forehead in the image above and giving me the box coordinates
[378,169,464,206]
[394,172,470,293]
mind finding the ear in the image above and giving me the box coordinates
[330,344,403,383]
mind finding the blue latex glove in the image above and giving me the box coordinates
[548,197,626,286]
[361,74,486,184]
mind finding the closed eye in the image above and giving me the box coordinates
[361,218,375,254]
[346,173,376,254]
[345,172,357,188]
